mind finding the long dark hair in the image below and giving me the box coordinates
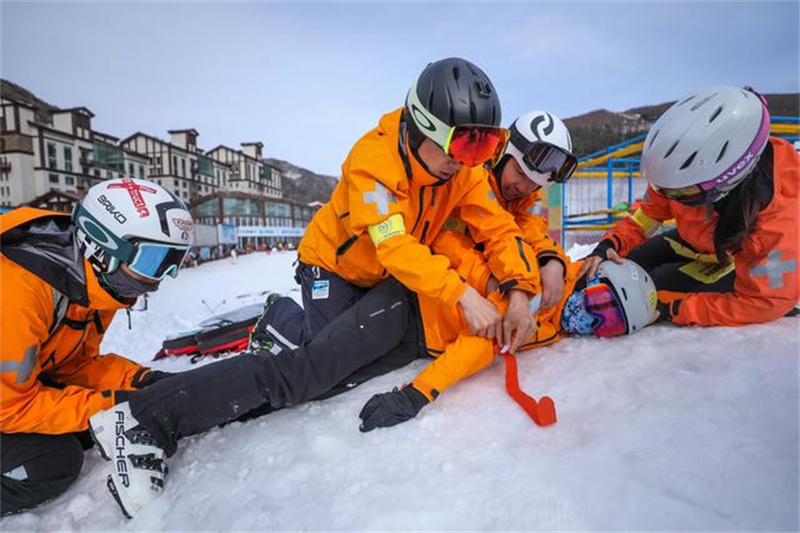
[712,142,774,265]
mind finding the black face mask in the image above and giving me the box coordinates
[101,267,161,300]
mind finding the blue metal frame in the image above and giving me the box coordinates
[562,116,798,244]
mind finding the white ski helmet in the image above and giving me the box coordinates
[641,86,771,204]
[73,178,193,280]
[596,259,658,335]
[506,110,577,187]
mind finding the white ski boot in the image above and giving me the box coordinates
[89,401,168,519]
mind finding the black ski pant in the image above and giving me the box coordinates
[0,432,90,516]
[126,278,424,457]
[263,262,368,350]
[628,228,736,294]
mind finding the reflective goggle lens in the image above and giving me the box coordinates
[445,125,510,167]
[583,282,627,338]
[129,242,189,281]
[523,142,578,184]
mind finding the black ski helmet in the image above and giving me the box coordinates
[405,57,502,148]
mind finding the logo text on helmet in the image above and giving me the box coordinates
[108,180,158,218]
[712,151,755,186]
[97,195,127,224]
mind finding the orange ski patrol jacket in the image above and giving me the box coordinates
[600,137,799,326]
[1,209,151,434]
[430,174,566,295]
[410,260,584,401]
[297,108,539,310]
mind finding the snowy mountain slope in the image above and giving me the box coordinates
[4,251,798,531]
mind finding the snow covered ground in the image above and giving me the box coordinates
[4,250,798,532]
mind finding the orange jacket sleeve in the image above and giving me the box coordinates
[671,147,800,326]
[346,166,467,309]
[457,175,540,295]
[0,272,115,434]
[46,312,144,392]
[430,218,493,295]
[513,191,567,266]
[412,333,496,401]
[603,186,673,256]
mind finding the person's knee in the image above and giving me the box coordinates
[1,434,84,516]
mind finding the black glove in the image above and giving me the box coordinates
[359,385,429,433]
[656,299,681,322]
[131,368,174,389]
[589,239,616,260]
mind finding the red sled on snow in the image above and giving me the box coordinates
[153,303,264,362]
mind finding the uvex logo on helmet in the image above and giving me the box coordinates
[711,150,756,186]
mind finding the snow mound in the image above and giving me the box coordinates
[4,251,797,531]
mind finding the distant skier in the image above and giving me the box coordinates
[580,86,799,325]
[0,179,191,516]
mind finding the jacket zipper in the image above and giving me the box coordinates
[410,186,428,236]
[335,235,359,263]
[515,236,531,272]
[420,221,431,245]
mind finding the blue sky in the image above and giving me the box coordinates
[2,1,798,175]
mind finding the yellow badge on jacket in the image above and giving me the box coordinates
[368,213,406,246]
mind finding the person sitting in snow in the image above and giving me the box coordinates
[0,178,190,516]
[579,86,799,326]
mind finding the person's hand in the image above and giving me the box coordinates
[501,290,537,354]
[359,385,429,432]
[459,285,502,340]
[485,275,500,294]
[578,247,623,281]
[539,260,566,309]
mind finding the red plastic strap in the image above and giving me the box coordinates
[500,351,557,427]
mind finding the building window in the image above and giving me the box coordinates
[107,170,113,180]
[129,162,134,176]
[49,173,59,184]
[65,176,75,186]
[139,165,145,179]
[64,146,73,172]
[47,142,57,168]
[94,169,101,178]
[181,158,186,177]
[172,155,177,174]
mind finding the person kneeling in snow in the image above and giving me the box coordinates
[0,179,191,516]
[358,258,659,432]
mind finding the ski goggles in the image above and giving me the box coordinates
[510,129,578,184]
[650,183,716,206]
[443,124,510,167]
[127,241,190,281]
[583,280,627,338]
[73,204,190,281]
[406,82,509,167]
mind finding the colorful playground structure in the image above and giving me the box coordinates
[543,116,800,249]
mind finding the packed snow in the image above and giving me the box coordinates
[4,249,798,531]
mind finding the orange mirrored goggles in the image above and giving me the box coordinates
[443,124,510,167]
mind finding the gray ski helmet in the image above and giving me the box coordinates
[596,259,659,335]
[405,57,502,148]
[642,86,770,199]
